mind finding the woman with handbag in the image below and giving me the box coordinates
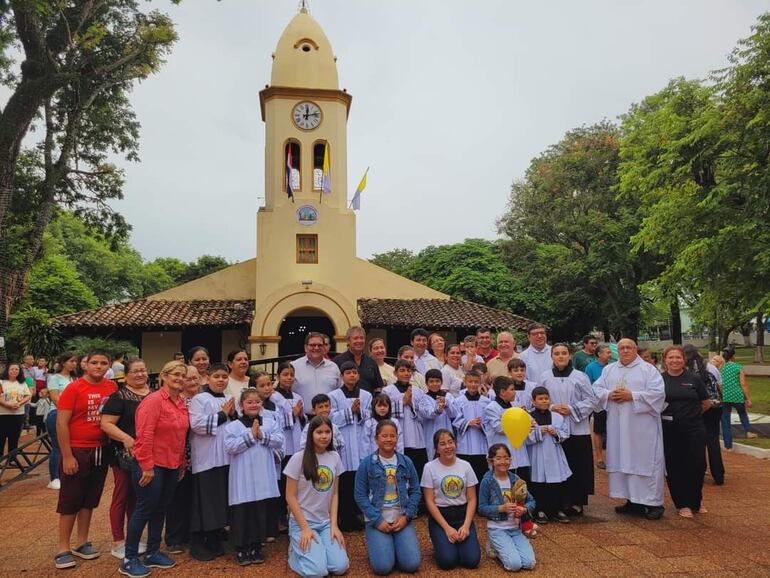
[101,358,151,559]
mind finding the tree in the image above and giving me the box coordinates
[0,1,178,361]
[7,306,63,360]
[498,122,656,339]
[24,252,98,316]
[178,255,229,284]
[369,249,416,277]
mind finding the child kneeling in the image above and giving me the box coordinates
[355,419,421,575]
[478,444,536,572]
[284,416,350,578]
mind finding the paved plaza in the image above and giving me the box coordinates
[1,449,768,577]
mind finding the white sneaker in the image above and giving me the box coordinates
[110,543,125,559]
[46,479,61,490]
[112,542,146,559]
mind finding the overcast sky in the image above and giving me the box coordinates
[109,0,767,264]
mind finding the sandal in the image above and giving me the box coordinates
[678,508,693,518]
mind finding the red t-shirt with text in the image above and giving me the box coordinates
[57,378,117,448]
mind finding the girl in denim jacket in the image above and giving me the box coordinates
[354,420,421,575]
[478,443,536,572]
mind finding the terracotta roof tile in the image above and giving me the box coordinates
[54,299,255,330]
[357,298,536,331]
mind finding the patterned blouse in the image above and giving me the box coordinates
[721,361,744,403]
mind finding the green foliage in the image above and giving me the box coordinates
[24,253,98,316]
[370,249,416,277]
[498,122,657,340]
[7,307,63,360]
[179,255,230,284]
[64,336,139,359]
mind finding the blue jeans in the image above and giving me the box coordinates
[721,402,752,449]
[487,526,536,571]
[427,507,480,570]
[364,520,421,575]
[46,409,59,481]
[125,464,178,558]
[288,518,349,578]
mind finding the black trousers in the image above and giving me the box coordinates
[662,420,706,510]
[702,407,725,484]
[164,468,192,546]
[277,454,292,524]
[405,447,428,513]
[0,414,24,458]
[337,471,361,531]
[512,465,531,484]
[528,481,566,516]
[561,435,594,507]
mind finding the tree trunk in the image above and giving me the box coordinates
[756,312,765,364]
[670,299,682,345]
[708,325,718,351]
[719,328,731,351]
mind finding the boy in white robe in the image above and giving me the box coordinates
[421,369,456,460]
[484,376,531,482]
[329,362,372,531]
[299,393,345,451]
[526,386,572,524]
[225,389,283,565]
[593,339,666,520]
[453,370,490,482]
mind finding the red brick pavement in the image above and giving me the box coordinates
[1,450,769,577]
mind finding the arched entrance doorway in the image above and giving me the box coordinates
[278,307,336,356]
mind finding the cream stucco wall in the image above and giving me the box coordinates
[141,331,182,373]
[149,259,256,301]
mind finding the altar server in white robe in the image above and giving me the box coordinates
[225,389,283,565]
[383,359,434,483]
[188,363,237,560]
[526,386,572,522]
[593,339,666,520]
[452,369,491,482]
[273,362,306,531]
[421,369,456,460]
[484,376,531,482]
[538,343,598,516]
[329,361,372,531]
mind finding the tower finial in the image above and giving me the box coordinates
[299,0,309,13]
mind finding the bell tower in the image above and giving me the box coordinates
[252,7,359,356]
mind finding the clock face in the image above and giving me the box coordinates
[292,101,322,130]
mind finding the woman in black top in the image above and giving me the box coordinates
[101,358,151,559]
[683,344,724,485]
[661,346,709,518]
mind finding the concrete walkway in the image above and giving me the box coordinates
[2,450,769,577]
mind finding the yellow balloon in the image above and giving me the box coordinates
[501,407,531,449]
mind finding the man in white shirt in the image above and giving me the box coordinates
[291,332,341,416]
[411,328,441,375]
[520,323,552,382]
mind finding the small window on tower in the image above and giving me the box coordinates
[313,141,329,191]
[296,234,318,264]
[285,141,301,192]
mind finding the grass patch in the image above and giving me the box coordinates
[747,376,770,415]
[736,438,770,449]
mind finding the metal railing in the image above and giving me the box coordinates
[0,432,51,490]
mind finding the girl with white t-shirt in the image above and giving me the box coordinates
[283,415,350,578]
[478,443,536,572]
[421,428,481,570]
[0,362,32,456]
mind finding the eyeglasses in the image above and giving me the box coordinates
[530,331,546,336]
[128,369,148,374]
[307,343,324,348]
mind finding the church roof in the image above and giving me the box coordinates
[54,298,535,333]
[54,299,255,330]
[357,298,535,331]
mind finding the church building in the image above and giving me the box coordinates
[56,8,534,371]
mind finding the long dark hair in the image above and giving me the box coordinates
[302,415,334,483]
[371,394,392,421]
[683,344,708,381]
